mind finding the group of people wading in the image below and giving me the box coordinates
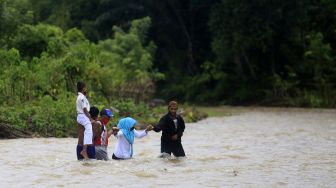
[76,81,186,160]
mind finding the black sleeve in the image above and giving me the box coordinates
[153,117,164,132]
[177,116,185,138]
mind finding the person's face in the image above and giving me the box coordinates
[101,116,110,125]
[82,87,88,96]
[169,106,178,117]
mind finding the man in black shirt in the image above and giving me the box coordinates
[153,101,186,157]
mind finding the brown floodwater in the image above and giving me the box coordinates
[0,107,335,187]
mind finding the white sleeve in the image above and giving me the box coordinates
[76,95,85,113]
[117,130,124,138]
[79,96,85,110]
[134,129,147,138]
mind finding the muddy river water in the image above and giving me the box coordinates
[0,107,335,187]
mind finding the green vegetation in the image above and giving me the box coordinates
[1,0,336,137]
[197,106,251,117]
[0,5,165,137]
[205,0,336,106]
[197,106,233,117]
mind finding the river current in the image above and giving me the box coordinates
[0,107,335,187]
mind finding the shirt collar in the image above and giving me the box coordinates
[78,92,84,96]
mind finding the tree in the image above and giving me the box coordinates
[0,0,33,48]
[26,0,218,101]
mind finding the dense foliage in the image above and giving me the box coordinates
[0,1,164,136]
[206,0,336,106]
[0,0,336,136]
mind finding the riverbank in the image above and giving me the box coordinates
[0,123,32,139]
[198,105,336,116]
[0,105,208,139]
[2,105,335,139]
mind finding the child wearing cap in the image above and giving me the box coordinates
[92,107,119,160]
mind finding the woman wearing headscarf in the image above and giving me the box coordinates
[112,117,153,160]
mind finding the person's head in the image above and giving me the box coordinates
[118,117,137,132]
[117,117,137,145]
[168,101,178,117]
[100,108,113,125]
[89,106,99,120]
[77,81,87,95]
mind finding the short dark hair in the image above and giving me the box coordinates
[100,107,108,117]
[168,101,178,108]
[89,106,99,118]
[77,81,86,93]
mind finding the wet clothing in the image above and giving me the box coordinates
[76,92,92,145]
[112,153,124,160]
[153,113,186,157]
[77,114,93,145]
[76,145,95,160]
[112,129,147,159]
[113,117,138,159]
[160,140,185,157]
[112,117,147,160]
[94,120,109,160]
[94,121,108,146]
[95,145,108,160]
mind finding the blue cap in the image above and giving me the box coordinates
[105,109,113,118]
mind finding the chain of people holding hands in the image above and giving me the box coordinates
[76,81,186,161]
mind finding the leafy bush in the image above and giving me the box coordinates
[0,17,166,137]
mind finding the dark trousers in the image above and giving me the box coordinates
[161,141,185,157]
[76,145,95,160]
[112,153,124,160]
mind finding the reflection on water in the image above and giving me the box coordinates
[0,107,335,187]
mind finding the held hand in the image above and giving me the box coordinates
[145,124,154,131]
[112,127,119,135]
[171,134,178,141]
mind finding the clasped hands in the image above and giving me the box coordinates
[145,124,154,132]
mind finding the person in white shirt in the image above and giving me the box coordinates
[112,117,153,160]
[76,81,94,160]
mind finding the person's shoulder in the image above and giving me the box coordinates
[177,114,184,121]
[117,130,124,136]
[77,93,84,100]
[164,113,170,118]
[161,113,170,120]
[93,121,102,126]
